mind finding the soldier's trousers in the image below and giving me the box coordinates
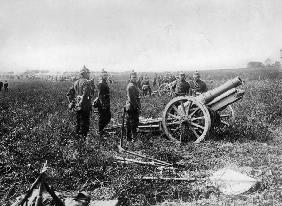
[126,110,139,141]
[76,110,91,137]
[98,107,111,133]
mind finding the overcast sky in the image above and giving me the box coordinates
[0,0,281,72]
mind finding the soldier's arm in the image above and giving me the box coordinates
[97,83,102,99]
[98,83,107,105]
[89,79,95,96]
[175,82,180,94]
[203,82,208,92]
[66,86,75,103]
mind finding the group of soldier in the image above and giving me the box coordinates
[136,71,207,97]
[0,80,8,92]
[66,66,111,139]
[174,71,208,96]
[67,66,207,143]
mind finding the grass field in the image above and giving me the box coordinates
[0,73,281,205]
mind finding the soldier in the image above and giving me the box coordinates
[125,71,141,142]
[141,76,152,96]
[67,65,94,138]
[175,73,190,96]
[0,81,3,91]
[97,69,111,139]
[3,80,8,92]
[137,75,143,90]
[153,73,157,87]
[190,71,208,95]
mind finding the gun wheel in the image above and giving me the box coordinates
[217,105,235,129]
[158,83,169,95]
[162,96,211,143]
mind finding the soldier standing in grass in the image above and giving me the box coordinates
[141,75,152,96]
[190,71,208,95]
[3,80,8,92]
[175,72,190,96]
[125,71,141,142]
[97,69,111,139]
[67,65,93,138]
[0,81,3,91]
[153,73,157,88]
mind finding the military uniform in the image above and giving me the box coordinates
[97,78,111,135]
[141,79,151,96]
[175,79,190,96]
[67,68,93,137]
[3,81,8,92]
[137,76,143,90]
[153,74,157,87]
[190,79,207,94]
[126,79,141,141]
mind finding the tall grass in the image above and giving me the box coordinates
[0,78,281,205]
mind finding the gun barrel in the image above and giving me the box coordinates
[197,77,242,104]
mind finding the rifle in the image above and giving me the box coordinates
[119,106,126,148]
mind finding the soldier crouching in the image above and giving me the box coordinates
[125,71,141,142]
[67,65,94,138]
[190,71,208,95]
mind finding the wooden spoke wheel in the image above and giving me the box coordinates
[216,105,235,129]
[162,96,211,143]
[158,83,170,95]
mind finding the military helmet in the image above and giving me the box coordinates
[101,68,108,77]
[193,71,200,78]
[80,65,90,75]
[130,70,137,77]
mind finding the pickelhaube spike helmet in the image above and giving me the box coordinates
[130,70,137,77]
[179,72,185,76]
[101,68,108,78]
[193,71,200,78]
[80,65,90,75]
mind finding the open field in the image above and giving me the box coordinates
[0,73,282,205]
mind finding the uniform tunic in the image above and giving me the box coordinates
[175,80,190,96]
[126,81,141,141]
[3,82,8,92]
[190,79,208,94]
[67,78,93,136]
[126,81,141,111]
[141,79,151,96]
[97,79,111,133]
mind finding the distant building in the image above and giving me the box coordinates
[247,62,264,69]
[274,61,281,68]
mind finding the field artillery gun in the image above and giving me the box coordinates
[109,77,244,143]
[162,76,244,143]
[157,80,177,96]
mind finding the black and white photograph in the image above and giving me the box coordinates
[0,0,281,205]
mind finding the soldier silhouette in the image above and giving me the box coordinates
[67,66,94,139]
